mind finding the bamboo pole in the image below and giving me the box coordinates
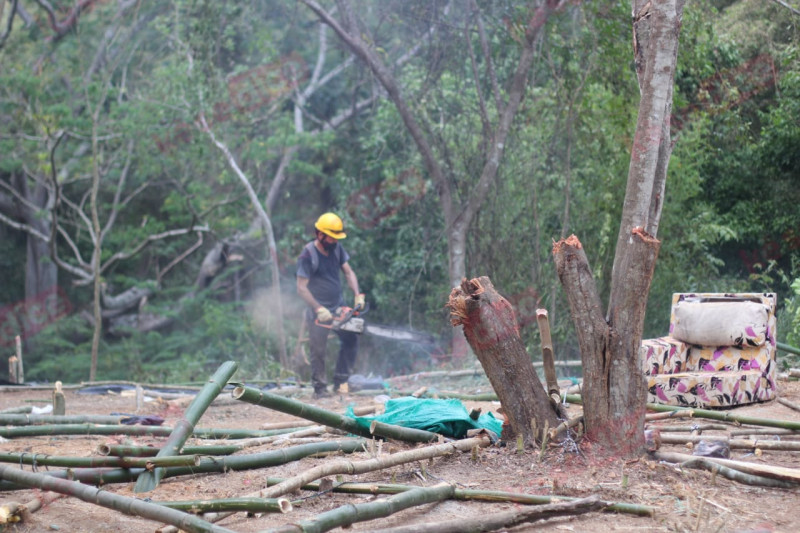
[730,428,800,437]
[0,452,200,469]
[778,397,800,413]
[258,436,490,499]
[0,439,368,492]
[652,451,800,483]
[155,497,291,514]
[15,335,23,384]
[232,385,376,439]
[645,410,694,421]
[263,483,456,533]
[135,361,239,493]
[653,452,799,488]
[52,381,65,415]
[0,491,62,524]
[0,465,236,533]
[369,420,440,443]
[645,423,728,432]
[536,309,560,399]
[0,406,32,414]
[262,478,655,517]
[0,423,295,439]
[658,434,800,451]
[0,414,126,425]
[366,496,607,533]
[98,444,242,457]
[566,394,800,431]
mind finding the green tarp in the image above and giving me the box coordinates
[347,396,503,439]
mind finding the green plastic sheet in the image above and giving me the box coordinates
[347,396,503,439]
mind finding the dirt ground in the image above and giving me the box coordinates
[1,374,799,533]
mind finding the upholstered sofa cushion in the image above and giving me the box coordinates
[671,300,769,347]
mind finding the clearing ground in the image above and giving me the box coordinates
[1,373,799,533]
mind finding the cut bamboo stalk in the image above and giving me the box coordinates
[0,406,32,414]
[258,436,490,499]
[264,483,456,533]
[366,495,607,533]
[566,394,800,431]
[658,434,800,451]
[8,356,18,384]
[536,308,560,399]
[98,444,242,457]
[262,477,655,516]
[0,465,236,533]
[260,420,314,430]
[155,497,291,514]
[52,381,65,415]
[646,424,728,433]
[0,423,295,439]
[369,420,439,443]
[645,410,694,421]
[653,454,799,488]
[232,385,375,439]
[0,491,62,524]
[0,414,126,425]
[15,335,23,384]
[652,450,800,483]
[730,428,800,437]
[134,361,238,493]
[778,397,800,413]
[0,439,368,493]
[0,452,200,469]
[411,386,427,398]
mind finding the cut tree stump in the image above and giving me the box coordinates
[447,276,561,446]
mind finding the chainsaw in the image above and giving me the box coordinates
[316,304,435,344]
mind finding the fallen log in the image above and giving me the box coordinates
[0,465,235,533]
[447,277,560,446]
[134,361,238,493]
[263,483,456,533]
[367,495,607,533]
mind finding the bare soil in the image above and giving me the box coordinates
[1,375,799,533]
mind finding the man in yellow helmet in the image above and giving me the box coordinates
[296,213,366,398]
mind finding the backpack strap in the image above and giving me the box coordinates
[304,241,343,276]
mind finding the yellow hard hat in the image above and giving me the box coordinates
[314,212,346,239]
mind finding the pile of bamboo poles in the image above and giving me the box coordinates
[0,362,656,533]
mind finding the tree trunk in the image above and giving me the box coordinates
[447,276,560,446]
[552,0,682,456]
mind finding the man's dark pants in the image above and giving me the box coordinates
[307,316,359,393]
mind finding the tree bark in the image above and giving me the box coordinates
[551,0,683,457]
[447,276,560,446]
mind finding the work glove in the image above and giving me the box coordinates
[316,306,333,323]
[354,293,366,311]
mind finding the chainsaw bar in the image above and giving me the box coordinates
[363,323,435,345]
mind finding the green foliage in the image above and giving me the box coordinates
[4,0,800,384]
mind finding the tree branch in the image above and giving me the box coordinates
[0,0,19,49]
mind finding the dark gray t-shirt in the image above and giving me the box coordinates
[296,242,350,311]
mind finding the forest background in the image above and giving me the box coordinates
[2,0,800,386]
